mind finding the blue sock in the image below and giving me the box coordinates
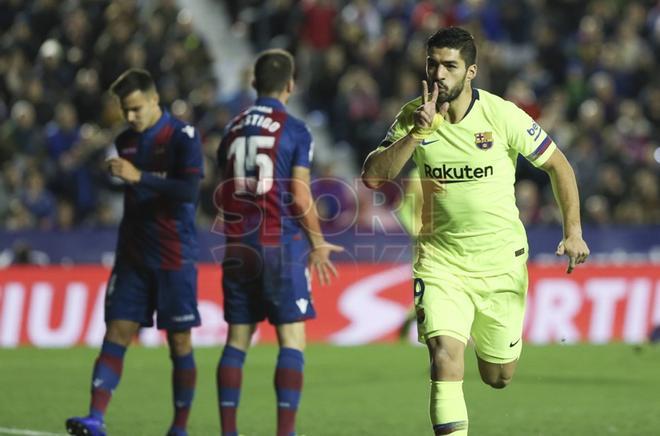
[275,347,304,436]
[217,345,246,436]
[171,352,196,430]
[89,340,127,420]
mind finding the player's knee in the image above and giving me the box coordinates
[492,376,512,389]
[226,323,257,351]
[167,330,193,356]
[481,372,512,389]
[276,322,306,350]
[105,321,139,346]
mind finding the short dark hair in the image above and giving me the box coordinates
[109,68,156,98]
[253,49,294,95]
[427,27,477,66]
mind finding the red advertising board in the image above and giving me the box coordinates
[1,264,659,347]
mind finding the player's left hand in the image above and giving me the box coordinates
[556,235,590,274]
[309,242,344,286]
[107,157,141,184]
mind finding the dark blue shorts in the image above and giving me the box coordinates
[105,260,201,330]
[222,237,316,325]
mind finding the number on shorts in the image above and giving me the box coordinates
[413,278,425,303]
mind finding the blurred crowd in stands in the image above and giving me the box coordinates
[0,0,658,234]
[0,0,218,231]
[227,0,660,227]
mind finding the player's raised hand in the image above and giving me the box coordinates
[309,242,344,286]
[414,80,438,129]
[556,235,590,274]
[411,81,448,140]
[107,157,142,184]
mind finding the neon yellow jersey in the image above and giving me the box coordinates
[383,88,556,276]
[396,168,422,237]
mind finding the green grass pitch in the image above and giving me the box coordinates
[1,344,659,435]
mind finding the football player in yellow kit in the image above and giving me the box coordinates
[362,27,590,435]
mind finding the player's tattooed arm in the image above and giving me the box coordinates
[540,148,590,273]
[291,166,343,285]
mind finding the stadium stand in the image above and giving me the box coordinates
[226,0,659,226]
[0,0,216,231]
[0,0,658,251]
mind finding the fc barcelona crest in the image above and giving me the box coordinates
[474,131,493,150]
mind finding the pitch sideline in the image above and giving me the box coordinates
[0,427,67,436]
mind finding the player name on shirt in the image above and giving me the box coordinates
[230,111,282,133]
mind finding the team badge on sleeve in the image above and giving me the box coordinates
[474,131,493,150]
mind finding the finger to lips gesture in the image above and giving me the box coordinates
[415,80,440,128]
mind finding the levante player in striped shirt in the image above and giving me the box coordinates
[215,49,342,436]
[66,69,203,436]
[363,28,590,435]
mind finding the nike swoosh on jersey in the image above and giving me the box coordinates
[509,338,521,347]
[420,139,439,146]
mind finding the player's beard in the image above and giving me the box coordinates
[436,72,467,104]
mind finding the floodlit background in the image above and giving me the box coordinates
[0,0,659,435]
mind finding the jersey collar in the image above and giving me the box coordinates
[462,88,479,120]
[255,96,285,110]
[143,109,170,137]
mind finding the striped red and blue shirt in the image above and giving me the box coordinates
[114,111,203,270]
[216,97,313,245]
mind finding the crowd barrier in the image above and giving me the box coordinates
[1,263,658,347]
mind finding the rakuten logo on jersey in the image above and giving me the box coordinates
[423,163,493,183]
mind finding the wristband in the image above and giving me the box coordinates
[410,113,444,140]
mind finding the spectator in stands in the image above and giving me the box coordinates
[20,169,56,229]
[45,101,80,160]
[72,68,103,124]
[0,100,44,163]
[23,75,54,125]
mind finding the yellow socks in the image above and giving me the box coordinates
[430,380,468,435]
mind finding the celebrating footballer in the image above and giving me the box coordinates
[362,27,590,435]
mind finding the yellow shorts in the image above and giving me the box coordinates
[414,264,528,364]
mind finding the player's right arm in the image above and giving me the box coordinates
[361,136,417,190]
[291,166,343,285]
[362,81,445,189]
